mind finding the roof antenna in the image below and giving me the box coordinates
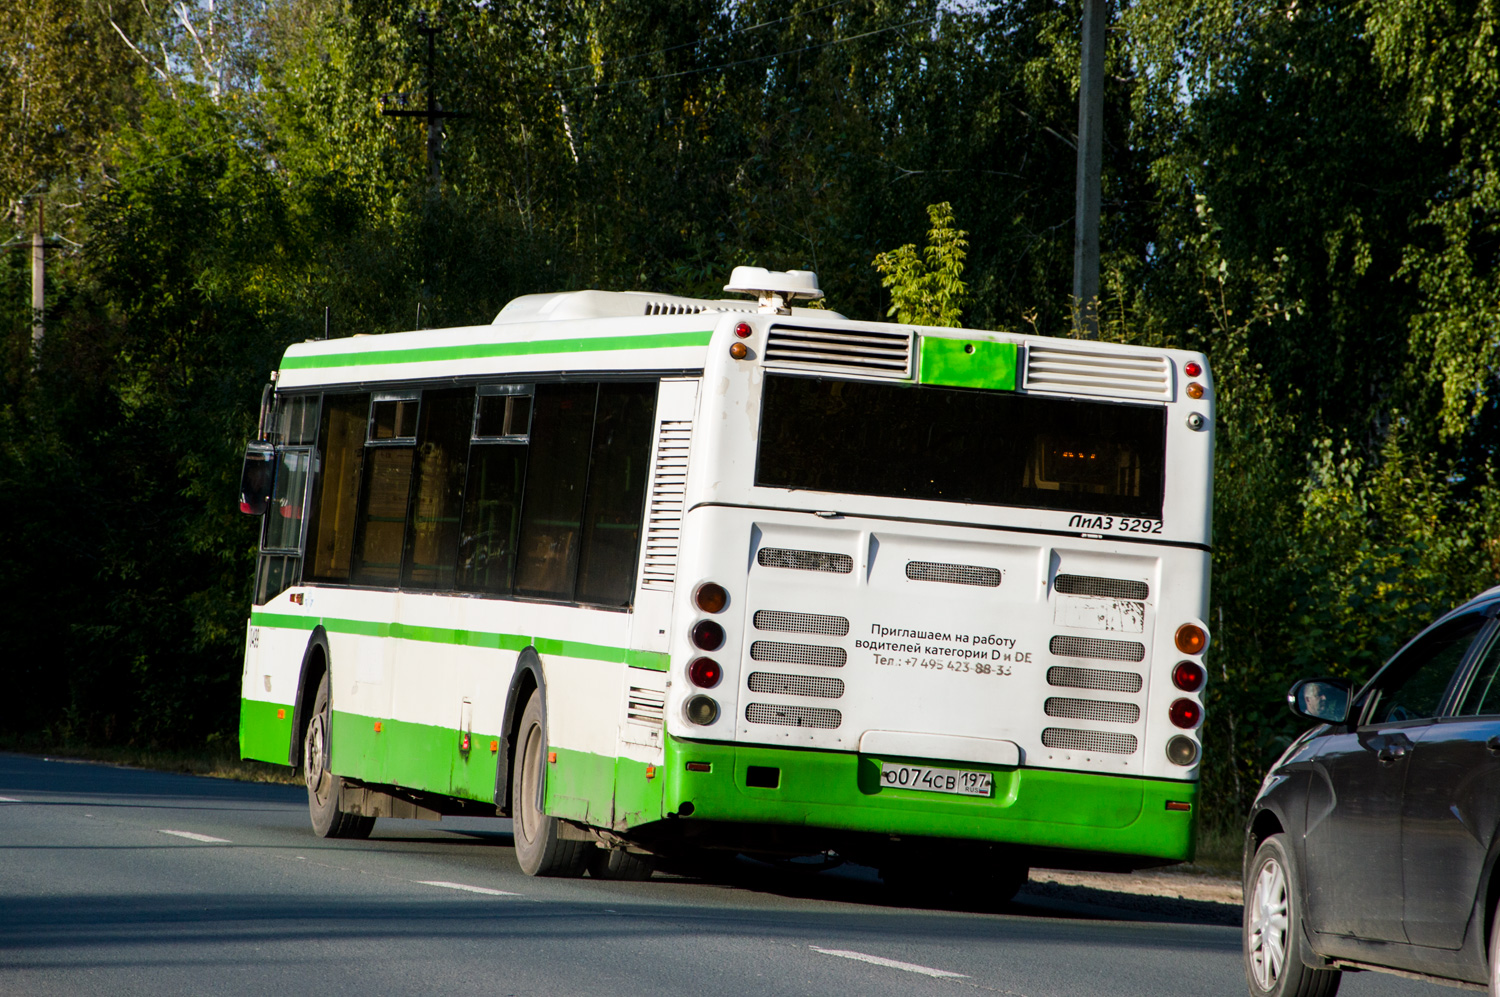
[724,266,823,315]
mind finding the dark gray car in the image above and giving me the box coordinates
[1242,585,1500,996]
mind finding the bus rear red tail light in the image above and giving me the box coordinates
[1173,661,1205,692]
[688,657,722,688]
[1170,699,1202,729]
[691,620,725,651]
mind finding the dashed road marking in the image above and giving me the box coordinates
[159,829,231,844]
[418,880,521,897]
[0,797,21,803]
[811,947,967,979]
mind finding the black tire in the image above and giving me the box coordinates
[1244,835,1340,997]
[1489,896,1500,997]
[510,692,591,877]
[304,672,375,840]
[589,846,655,881]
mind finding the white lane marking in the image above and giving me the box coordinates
[0,797,21,803]
[159,829,231,844]
[811,947,967,979]
[417,880,520,897]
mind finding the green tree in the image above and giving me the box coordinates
[872,201,969,326]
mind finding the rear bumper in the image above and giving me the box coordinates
[661,736,1196,862]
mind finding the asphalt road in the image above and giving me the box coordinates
[0,753,1450,996]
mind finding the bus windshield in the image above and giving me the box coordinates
[754,373,1166,518]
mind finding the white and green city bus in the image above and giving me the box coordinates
[238,267,1214,890]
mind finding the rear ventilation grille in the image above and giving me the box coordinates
[1047,665,1144,694]
[625,687,666,727]
[1026,345,1171,399]
[746,703,842,729]
[1041,728,1139,754]
[1044,697,1141,724]
[640,422,691,589]
[750,641,847,668]
[757,547,853,574]
[747,672,845,699]
[1049,635,1146,662]
[1055,574,1150,601]
[752,610,850,636]
[765,324,912,377]
[906,560,1001,587]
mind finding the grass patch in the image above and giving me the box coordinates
[1181,822,1244,879]
[0,733,301,786]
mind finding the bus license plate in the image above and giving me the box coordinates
[880,764,992,797]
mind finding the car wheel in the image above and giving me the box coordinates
[1245,835,1340,997]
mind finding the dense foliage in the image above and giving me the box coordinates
[3,0,1498,836]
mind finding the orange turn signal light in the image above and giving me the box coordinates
[729,342,749,360]
[1166,800,1192,812]
[1175,623,1207,655]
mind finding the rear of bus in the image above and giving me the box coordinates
[653,317,1213,874]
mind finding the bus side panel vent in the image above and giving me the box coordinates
[906,560,1002,587]
[747,671,845,699]
[1025,345,1170,399]
[746,703,842,729]
[1041,728,1139,754]
[1054,574,1150,601]
[764,324,913,378]
[640,421,692,590]
[750,641,847,668]
[626,686,667,727]
[1047,665,1144,694]
[757,547,853,574]
[1049,635,1146,663]
[1044,697,1141,725]
[642,301,706,316]
[752,610,851,636]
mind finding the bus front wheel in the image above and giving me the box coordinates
[511,692,591,877]
[304,672,375,840]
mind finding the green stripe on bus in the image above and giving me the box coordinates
[249,611,670,670]
[280,330,716,371]
[239,697,294,766]
[329,709,500,804]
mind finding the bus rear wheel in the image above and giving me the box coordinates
[589,846,654,881]
[511,692,591,877]
[304,672,375,840]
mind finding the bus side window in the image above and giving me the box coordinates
[575,382,656,608]
[402,388,471,591]
[350,394,418,587]
[514,383,597,601]
[305,393,370,584]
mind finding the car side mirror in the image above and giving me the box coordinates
[1288,678,1353,725]
[239,441,277,515]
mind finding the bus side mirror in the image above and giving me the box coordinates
[239,441,277,515]
[1288,678,1353,725]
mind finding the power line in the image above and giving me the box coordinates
[552,13,939,96]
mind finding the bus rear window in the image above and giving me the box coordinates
[755,374,1166,519]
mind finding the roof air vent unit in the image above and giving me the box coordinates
[724,266,824,315]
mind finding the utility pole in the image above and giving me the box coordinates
[1072,0,1106,339]
[380,14,467,186]
[32,193,45,361]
